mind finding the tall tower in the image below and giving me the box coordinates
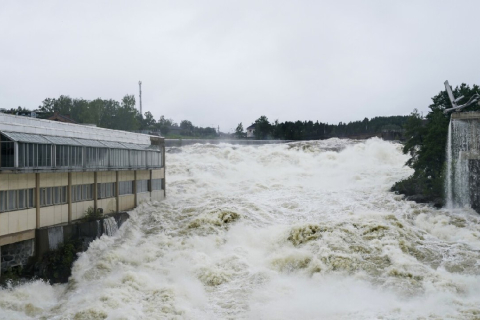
[138,81,143,116]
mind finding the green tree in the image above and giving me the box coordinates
[139,111,156,130]
[38,95,74,118]
[115,95,140,131]
[180,120,194,136]
[254,115,272,139]
[157,115,173,135]
[235,122,244,138]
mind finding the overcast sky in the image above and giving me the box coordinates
[1,1,480,132]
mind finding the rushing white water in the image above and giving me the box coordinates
[47,226,64,251]
[2,138,480,319]
[103,217,119,237]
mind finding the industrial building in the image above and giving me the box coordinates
[0,113,165,274]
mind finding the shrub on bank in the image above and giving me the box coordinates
[82,207,103,222]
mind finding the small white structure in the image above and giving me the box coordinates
[246,124,255,138]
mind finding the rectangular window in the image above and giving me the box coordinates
[151,179,164,191]
[1,141,15,168]
[119,181,133,195]
[18,189,26,209]
[71,184,93,202]
[71,185,76,202]
[54,186,60,204]
[27,144,36,167]
[46,187,52,206]
[37,144,52,167]
[137,180,148,193]
[40,188,45,206]
[61,186,67,203]
[76,185,82,201]
[28,188,35,208]
[0,188,36,212]
[7,190,17,211]
[0,191,6,212]
[97,182,116,199]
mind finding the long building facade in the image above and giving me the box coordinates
[0,113,165,272]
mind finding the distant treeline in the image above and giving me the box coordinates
[6,95,218,138]
[243,115,409,140]
[7,94,408,140]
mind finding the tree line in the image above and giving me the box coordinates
[236,115,409,140]
[5,95,218,138]
[6,94,409,141]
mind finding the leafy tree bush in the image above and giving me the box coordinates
[82,207,103,222]
[235,122,244,138]
[254,116,272,139]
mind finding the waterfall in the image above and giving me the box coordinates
[103,217,119,236]
[96,220,102,238]
[445,117,480,209]
[47,226,64,250]
[445,120,453,208]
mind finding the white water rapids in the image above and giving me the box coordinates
[2,138,480,319]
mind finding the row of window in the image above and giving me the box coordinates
[119,181,133,195]
[0,179,165,213]
[72,184,94,202]
[2,142,163,169]
[40,186,67,207]
[0,189,35,212]
[98,182,116,199]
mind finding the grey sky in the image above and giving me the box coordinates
[1,1,480,132]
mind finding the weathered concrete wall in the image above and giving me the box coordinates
[0,212,130,276]
[35,212,129,260]
[1,239,35,273]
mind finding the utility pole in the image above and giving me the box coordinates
[138,81,143,116]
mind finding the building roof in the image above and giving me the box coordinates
[246,124,256,130]
[0,113,160,145]
[46,112,77,123]
[1,130,153,150]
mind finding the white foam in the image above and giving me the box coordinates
[2,138,480,319]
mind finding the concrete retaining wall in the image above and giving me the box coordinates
[0,212,129,276]
[35,212,130,260]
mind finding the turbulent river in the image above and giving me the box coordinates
[2,138,480,319]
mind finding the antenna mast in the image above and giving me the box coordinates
[138,81,143,116]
